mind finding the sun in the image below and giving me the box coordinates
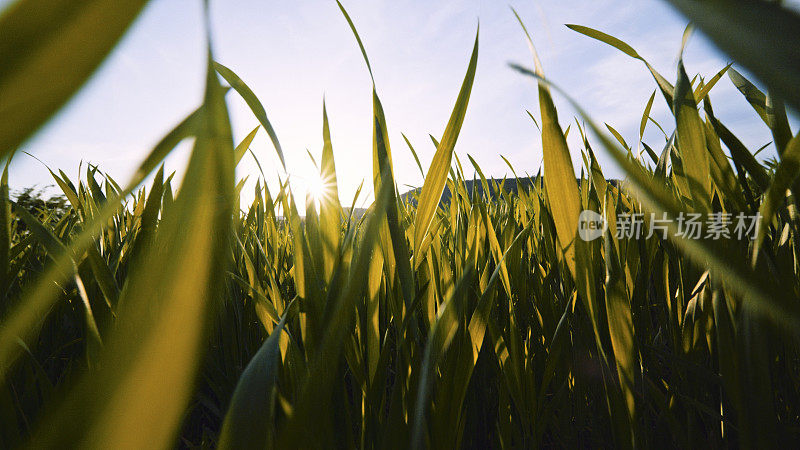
[307,173,332,211]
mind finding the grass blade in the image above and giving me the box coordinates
[214,62,285,169]
[413,27,479,267]
[0,0,150,156]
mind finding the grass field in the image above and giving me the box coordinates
[1,0,800,448]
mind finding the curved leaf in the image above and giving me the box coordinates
[413,28,479,267]
[214,62,285,169]
[218,300,296,450]
[0,0,150,156]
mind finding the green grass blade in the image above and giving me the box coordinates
[413,28,478,267]
[402,133,426,178]
[30,41,236,447]
[728,67,769,125]
[639,90,656,142]
[674,60,711,211]
[234,126,260,167]
[0,107,199,383]
[336,0,374,82]
[512,11,581,276]
[0,162,10,291]
[753,133,800,263]
[218,299,296,450]
[0,0,150,156]
[214,62,285,169]
[319,100,342,281]
[693,63,731,103]
[566,24,675,107]
[665,0,800,113]
[514,67,800,330]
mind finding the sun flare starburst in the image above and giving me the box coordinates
[306,172,335,211]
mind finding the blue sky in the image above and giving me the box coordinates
[7,0,798,210]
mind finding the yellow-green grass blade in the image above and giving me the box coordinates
[218,299,296,450]
[512,21,615,431]
[366,241,383,384]
[606,123,629,150]
[702,112,747,211]
[704,105,771,193]
[413,27,478,267]
[0,0,150,157]
[728,67,769,125]
[539,79,580,275]
[693,63,731,104]
[234,126,260,167]
[665,0,800,113]
[336,1,402,296]
[49,168,84,218]
[283,188,310,301]
[371,91,396,193]
[526,109,542,133]
[767,93,793,157]
[85,241,119,310]
[753,133,800,264]
[12,202,71,273]
[467,154,492,205]
[515,67,800,331]
[13,204,104,354]
[129,106,203,188]
[711,289,744,438]
[128,165,165,264]
[727,67,793,156]
[402,133,426,178]
[0,162,9,292]
[370,87,414,316]
[512,10,580,277]
[603,227,638,440]
[565,24,675,108]
[639,90,656,143]
[304,191,325,294]
[31,47,236,448]
[214,62,285,169]
[468,224,532,362]
[319,100,342,281]
[411,265,475,450]
[277,167,393,447]
[0,102,199,385]
[336,0,374,82]
[674,60,711,212]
